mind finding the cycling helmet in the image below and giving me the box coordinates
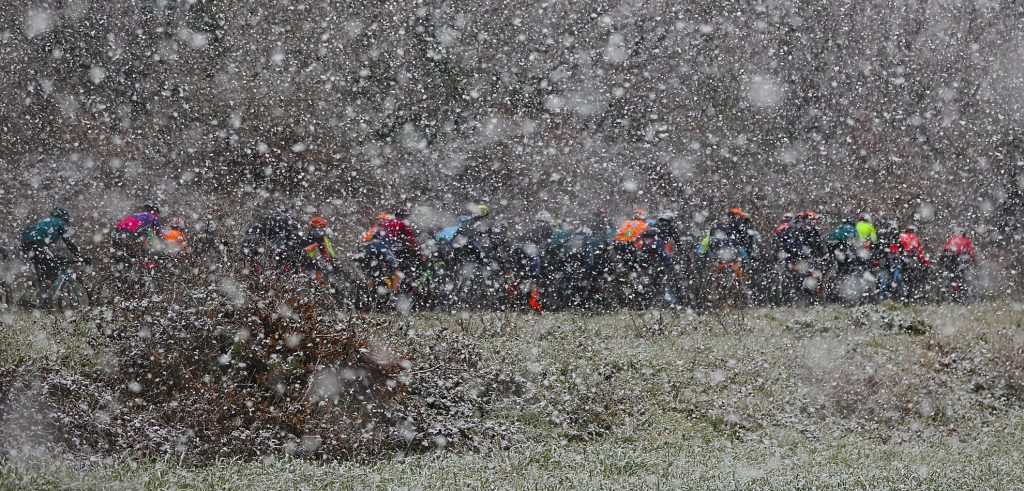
[536,211,553,223]
[728,207,746,219]
[50,207,71,223]
[857,213,872,223]
[474,203,490,218]
[658,210,676,221]
[376,212,391,221]
[311,216,328,229]
[632,208,647,220]
[803,210,819,222]
[905,225,918,234]
[143,201,161,215]
[393,205,411,218]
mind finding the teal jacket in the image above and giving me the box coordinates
[21,217,68,244]
[548,227,573,249]
[827,223,859,244]
[21,216,80,256]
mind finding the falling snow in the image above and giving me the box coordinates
[1,0,1024,488]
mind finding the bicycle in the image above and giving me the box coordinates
[704,259,748,310]
[939,253,973,304]
[51,259,94,311]
[17,258,94,312]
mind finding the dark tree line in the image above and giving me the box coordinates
[1,0,1022,262]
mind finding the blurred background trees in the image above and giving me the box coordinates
[1,0,1022,249]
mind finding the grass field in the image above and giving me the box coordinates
[3,302,1024,489]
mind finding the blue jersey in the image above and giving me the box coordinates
[21,217,69,245]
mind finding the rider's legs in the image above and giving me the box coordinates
[22,242,66,309]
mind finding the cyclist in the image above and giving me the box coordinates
[940,227,977,302]
[379,205,422,271]
[897,224,929,301]
[796,211,826,258]
[942,228,977,262]
[20,207,87,308]
[436,203,490,243]
[702,208,753,265]
[303,215,337,285]
[362,212,391,242]
[368,205,424,293]
[613,209,652,275]
[516,211,558,311]
[773,213,795,237]
[856,213,878,245]
[827,216,865,275]
[898,225,929,267]
[243,204,305,272]
[614,209,650,245]
[435,203,501,277]
[111,202,163,262]
[874,220,902,299]
[655,210,684,255]
[362,212,397,265]
[161,216,188,255]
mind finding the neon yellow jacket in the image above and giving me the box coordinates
[699,232,711,253]
[304,236,336,260]
[856,221,878,243]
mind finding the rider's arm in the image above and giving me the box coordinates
[401,222,420,252]
[61,235,82,260]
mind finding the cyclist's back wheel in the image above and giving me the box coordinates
[705,263,747,310]
[52,275,91,312]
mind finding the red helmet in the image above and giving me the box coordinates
[311,216,328,229]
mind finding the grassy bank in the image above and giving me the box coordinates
[3,302,1024,489]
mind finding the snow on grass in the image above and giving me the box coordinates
[3,302,1024,488]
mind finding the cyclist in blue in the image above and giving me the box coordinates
[20,207,86,308]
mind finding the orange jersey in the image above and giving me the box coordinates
[162,229,187,253]
[614,219,649,242]
[362,225,380,242]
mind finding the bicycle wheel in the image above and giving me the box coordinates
[52,275,90,311]
[705,263,747,310]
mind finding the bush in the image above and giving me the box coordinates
[0,267,515,462]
